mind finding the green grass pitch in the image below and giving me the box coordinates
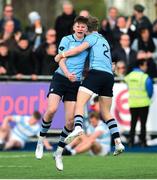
[0,151,157,179]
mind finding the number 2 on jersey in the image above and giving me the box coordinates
[103,44,109,59]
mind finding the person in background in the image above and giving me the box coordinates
[101,7,119,49]
[112,34,137,73]
[0,111,52,150]
[99,18,113,46]
[107,7,119,31]
[152,19,157,38]
[0,4,21,33]
[112,16,135,47]
[79,10,90,18]
[63,111,111,156]
[127,4,152,37]
[26,11,44,51]
[0,20,19,50]
[125,60,153,147]
[35,28,58,75]
[55,1,76,45]
[40,44,58,75]
[11,34,38,80]
[132,26,157,78]
[0,43,12,75]
[114,61,127,78]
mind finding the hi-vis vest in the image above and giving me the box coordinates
[125,71,150,108]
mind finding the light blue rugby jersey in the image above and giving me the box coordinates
[84,32,113,75]
[87,120,111,147]
[12,115,40,143]
[56,34,88,81]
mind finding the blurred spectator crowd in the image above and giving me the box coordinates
[1,2,157,80]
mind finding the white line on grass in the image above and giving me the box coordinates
[0,165,32,168]
[0,154,32,158]
[0,153,50,158]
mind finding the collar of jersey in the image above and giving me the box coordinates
[91,31,98,35]
[72,33,84,42]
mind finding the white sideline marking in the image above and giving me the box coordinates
[0,153,50,158]
[0,154,32,158]
[0,165,32,168]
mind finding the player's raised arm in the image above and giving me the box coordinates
[64,42,89,57]
[55,42,89,62]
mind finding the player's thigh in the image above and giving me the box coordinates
[5,139,22,149]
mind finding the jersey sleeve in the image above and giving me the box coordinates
[95,121,108,134]
[58,37,69,53]
[12,115,22,123]
[32,124,40,136]
[84,34,97,47]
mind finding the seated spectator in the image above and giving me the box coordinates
[35,29,58,75]
[55,1,76,45]
[0,43,12,75]
[112,34,137,73]
[0,111,52,150]
[26,11,44,51]
[0,4,21,33]
[79,10,90,17]
[63,112,111,156]
[11,34,38,80]
[114,61,126,78]
[132,26,157,78]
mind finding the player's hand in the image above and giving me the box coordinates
[67,72,77,82]
[55,54,62,62]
